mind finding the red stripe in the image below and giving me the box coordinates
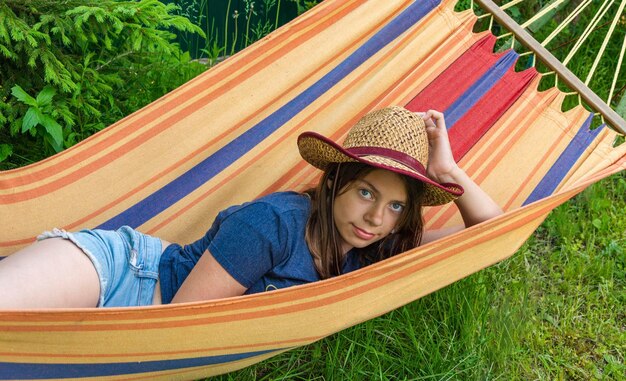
[448,67,538,161]
[406,34,500,112]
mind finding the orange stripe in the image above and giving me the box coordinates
[150,2,430,232]
[502,120,572,211]
[469,91,554,182]
[0,0,364,199]
[0,335,322,359]
[0,188,581,331]
[0,237,35,248]
[261,162,312,195]
[0,0,360,185]
[260,9,463,195]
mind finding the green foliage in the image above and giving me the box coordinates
[172,0,322,61]
[616,93,626,120]
[509,173,626,380]
[0,144,11,162]
[11,85,66,152]
[289,0,321,15]
[0,0,207,168]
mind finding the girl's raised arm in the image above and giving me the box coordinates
[421,110,503,244]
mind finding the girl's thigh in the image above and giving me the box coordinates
[0,227,163,309]
[0,238,100,309]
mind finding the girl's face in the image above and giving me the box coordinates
[333,169,408,254]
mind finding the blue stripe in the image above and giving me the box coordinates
[524,113,603,205]
[98,0,442,230]
[0,349,280,380]
[444,50,518,128]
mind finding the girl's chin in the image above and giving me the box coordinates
[344,235,384,250]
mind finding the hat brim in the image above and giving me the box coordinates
[298,132,463,206]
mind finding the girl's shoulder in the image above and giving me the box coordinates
[216,191,310,226]
[254,191,311,212]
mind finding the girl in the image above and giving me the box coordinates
[0,106,502,308]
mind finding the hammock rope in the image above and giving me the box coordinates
[540,0,593,47]
[562,0,613,67]
[527,0,626,125]
[608,33,626,104]
[501,0,525,11]
[583,0,626,87]
[467,0,626,147]
[473,0,626,134]
[520,0,568,30]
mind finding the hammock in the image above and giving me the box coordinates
[1,0,625,379]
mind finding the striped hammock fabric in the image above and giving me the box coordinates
[1,0,625,379]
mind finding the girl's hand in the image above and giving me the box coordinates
[416,109,503,233]
[419,110,459,184]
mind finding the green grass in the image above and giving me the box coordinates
[210,173,625,380]
[510,173,626,380]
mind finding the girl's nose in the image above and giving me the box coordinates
[365,203,384,226]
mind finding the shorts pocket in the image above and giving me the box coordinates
[133,269,158,306]
[114,227,161,306]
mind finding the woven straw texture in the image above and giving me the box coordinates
[298,106,462,205]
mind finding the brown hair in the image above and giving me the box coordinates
[305,162,425,279]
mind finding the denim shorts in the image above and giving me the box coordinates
[37,226,163,307]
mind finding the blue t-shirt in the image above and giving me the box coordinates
[158,191,362,304]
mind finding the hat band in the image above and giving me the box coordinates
[346,146,427,175]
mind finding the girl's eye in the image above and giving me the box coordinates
[389,202,404,213]
[358,189,373,200]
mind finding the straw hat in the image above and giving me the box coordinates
[297,106,463,206]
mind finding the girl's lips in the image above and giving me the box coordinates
[352,225,375,240]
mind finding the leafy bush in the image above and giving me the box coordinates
[0,0,207,169]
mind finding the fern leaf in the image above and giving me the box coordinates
[0,43,16,60]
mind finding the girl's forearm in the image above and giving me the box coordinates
[439,166,503,227]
